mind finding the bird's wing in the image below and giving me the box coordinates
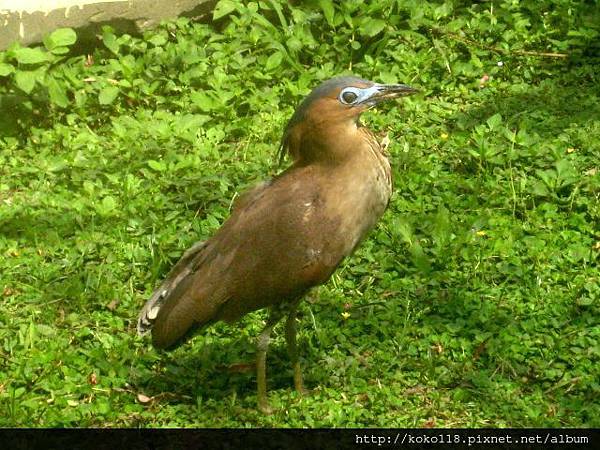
[137,240,208,337]
[137,179,282,348]
[139,168,338,349]
[231,180,271,212]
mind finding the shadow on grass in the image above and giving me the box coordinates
[0,206,90,242]
[452,62,600,136]
[134,329,316,408]
[133,296,341,411]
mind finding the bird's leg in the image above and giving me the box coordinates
[256,311,282,414]
[285,302,306,395]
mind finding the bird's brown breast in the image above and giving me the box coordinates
[212,131,391,321]
[325,128,392,255]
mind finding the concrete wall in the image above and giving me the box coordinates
[0,0,215,50]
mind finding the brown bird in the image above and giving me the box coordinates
[137,76,418,413]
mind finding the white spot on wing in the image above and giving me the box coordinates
[147,306,160,320]
[302,201,314,222]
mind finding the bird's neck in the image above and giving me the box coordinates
[294,119,372,166]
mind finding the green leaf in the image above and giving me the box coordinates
[102,196,116,209]
[410,241,431,273]
[555,158,574,177]
[148,160,166,171]
[48,46,70,55]
[393,218,414,245]
[98,86,119,105]
[434,3,453,19]
[47,78,69,108]
[536,169,555,188]
[102,29,120,55]
[265,52,283,71]
[148,34,167,47]
[213,0,237,20]
[44,28,77,52]
[486,113,503,129]
[14,47,49,65]
[14,70,37,93]
[318,0,335,27]
[286,36,303,53]
[432,206,452,250]
[190,91,216,111]
[96,195,117,216]
[359,18,386,37]
[268,0,288,28]
[0,63,14,76]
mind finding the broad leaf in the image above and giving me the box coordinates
[98,86,119,105]
[0,63,14,76]
[44,28,77,52]
[47,78,69,108]
[213,0,237,20]
[14,47,49,65]
[15,70,36,93]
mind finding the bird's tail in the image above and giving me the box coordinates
[137,285,168,336]
[137,240,207,336]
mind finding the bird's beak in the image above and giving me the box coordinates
[367,83,419,105]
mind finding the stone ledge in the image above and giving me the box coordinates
[0,0,216,50]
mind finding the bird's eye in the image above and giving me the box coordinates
[340,90,359,104]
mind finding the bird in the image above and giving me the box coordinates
[137,76,418,413]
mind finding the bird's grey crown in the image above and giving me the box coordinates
[287,76,371,129]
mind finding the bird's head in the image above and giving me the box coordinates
[280,76,418,164]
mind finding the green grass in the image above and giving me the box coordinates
[1,0,599,427]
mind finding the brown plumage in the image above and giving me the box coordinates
[137,76,418,413]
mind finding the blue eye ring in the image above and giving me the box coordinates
[341,90,358,104]
[339,87,361,105]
